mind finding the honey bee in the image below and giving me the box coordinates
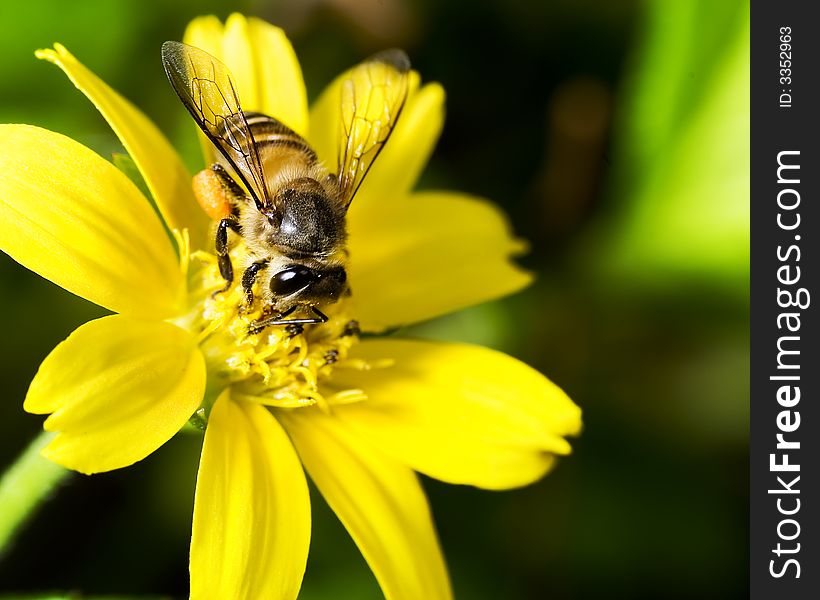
[161,41,409,331]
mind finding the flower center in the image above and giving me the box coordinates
[178,237,373,413]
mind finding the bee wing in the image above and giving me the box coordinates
[337,49,411,208]
[161,41,274,213]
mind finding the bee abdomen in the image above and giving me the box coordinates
[244,112,318,163]
[256,136,318,162]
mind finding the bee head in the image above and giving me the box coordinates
[269,264,347,305]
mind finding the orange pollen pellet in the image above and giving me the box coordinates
[192,169,234,220]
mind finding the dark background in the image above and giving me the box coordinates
[0,0,749,598]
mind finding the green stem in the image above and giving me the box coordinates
[0,431,71,554]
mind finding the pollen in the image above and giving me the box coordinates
[180,241,373,415]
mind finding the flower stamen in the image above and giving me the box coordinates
[179,241,371,411]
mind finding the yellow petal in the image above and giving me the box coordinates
[183,14,309,137]
[329,339,582,489]
[36,44,209,250]
[279,409,452,600]
[305,65,341,167]
[24,316,205,474]
[0,124,183,318]
[191,392,310,600]
[347,190,533,330]
[182,15,224,54]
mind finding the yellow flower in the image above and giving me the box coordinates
[0,13,582,600]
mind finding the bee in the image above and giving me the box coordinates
[160,41,409,331]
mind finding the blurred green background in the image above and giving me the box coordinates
[0,0,749,598]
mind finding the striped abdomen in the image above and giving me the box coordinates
[243,112,318,175]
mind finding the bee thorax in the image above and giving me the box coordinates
[273,184,346,254]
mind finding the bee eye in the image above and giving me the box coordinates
[270,266,315,296]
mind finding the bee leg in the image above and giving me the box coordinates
[277,306,298,320]
[241,260,269,306]
[310,306,329,323]
[248,306,297,335]
[210,164,247,199]
[247,305,333,334]
[213,218,241,297]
